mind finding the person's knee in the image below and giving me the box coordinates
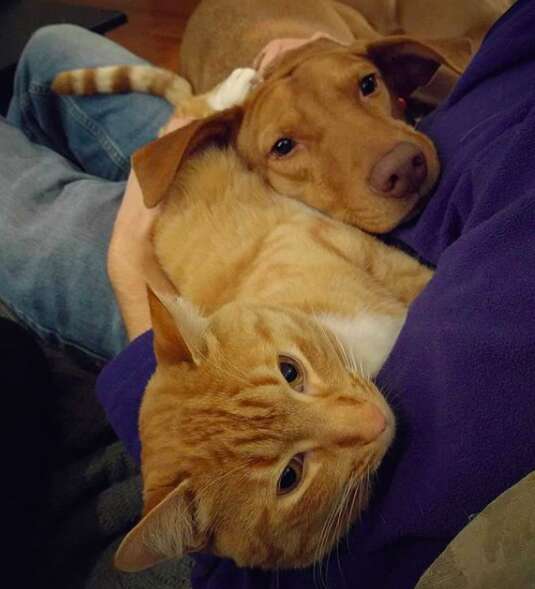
[26,24,86,62]
[18,25,93,87]
[29,24,88,52]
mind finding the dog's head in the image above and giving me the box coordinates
[136,35,469,233]
[237,35,469,232]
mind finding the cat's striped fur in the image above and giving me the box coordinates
[52,64,193,107]
[53,65,258,126]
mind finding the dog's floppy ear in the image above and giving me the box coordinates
[132,107,243,208]
[360,36,472,97]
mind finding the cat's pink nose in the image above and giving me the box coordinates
[361,403,387,441]
[327,400,387,445]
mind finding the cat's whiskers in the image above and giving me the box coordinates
[344,342,358,375]
[351,349,368,381]
[313,473,356,587]
[328,477,358,583]
[330,329,352,375]
[342,471,366,554]
[315,303,373,382]
[356,462,372,521]
[380,381,402,407]
[332,474,356,577]
[343,480,358,553]
[313,487,337,585]
[313,501,338,588]
[311,310,351,379]
[309,305,374,392]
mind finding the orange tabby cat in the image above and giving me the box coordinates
[113,117,433,572]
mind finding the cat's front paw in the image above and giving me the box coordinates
[207,68,258,111]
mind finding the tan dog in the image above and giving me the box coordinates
[54,0,510,234]
[140,34,455,233]
[54,40,449,234]
[53,0,499,234]
[170,0,473,233]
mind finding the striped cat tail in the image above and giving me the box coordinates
[51,65,193,106]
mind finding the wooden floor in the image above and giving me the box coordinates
[56,0,201,70]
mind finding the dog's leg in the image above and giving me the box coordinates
[356,231,434,304]
[331,1,381,40]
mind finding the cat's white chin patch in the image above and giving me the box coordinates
[318,312,407,378]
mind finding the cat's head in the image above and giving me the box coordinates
[115,291,395,571]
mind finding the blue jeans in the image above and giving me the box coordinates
[1,25,173,360]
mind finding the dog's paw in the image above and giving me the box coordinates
[207,68,258,111]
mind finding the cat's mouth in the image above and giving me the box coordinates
[369,423,395,471]
[369,399,396,453]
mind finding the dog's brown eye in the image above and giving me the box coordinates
[279,355,304,391]
[278,454,304,495]
[271,137,295,157]
[359,73,377,97]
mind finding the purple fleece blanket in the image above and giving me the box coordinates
[97,1,535,586]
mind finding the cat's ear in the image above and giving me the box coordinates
[114,481,203,572]
[148,287,208,365]
[132,107,243,208]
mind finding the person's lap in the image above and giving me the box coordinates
[7,24,173,180]
[1,25,173,360]
[0,116,125,360]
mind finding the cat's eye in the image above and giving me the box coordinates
[278,355,304,392]
[270,137,296,157]
[359,73,378,97]
[277,454,304,495]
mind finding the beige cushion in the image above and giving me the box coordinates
[417,471,535,588]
